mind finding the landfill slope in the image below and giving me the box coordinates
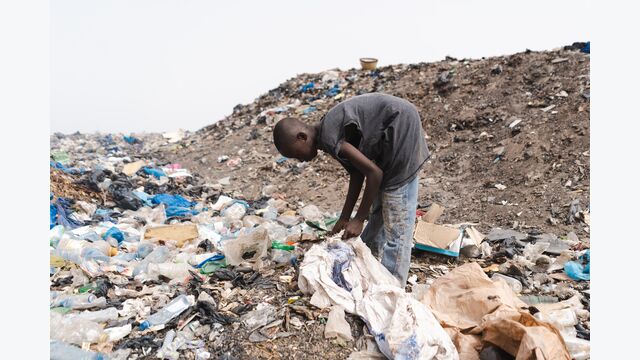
[167,47,590,236]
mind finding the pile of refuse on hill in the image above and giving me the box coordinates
[50,129,590,360]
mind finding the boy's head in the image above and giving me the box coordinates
[273,117,318,162]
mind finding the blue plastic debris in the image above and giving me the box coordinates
[303,106,317,115]
[564,249,590,281]
[50,203,58,229]
[196,254,225,268]
[143,167,166,179]
[132,191,154,206]
[151,194,199,218]
[276,156,289,164]
[53,197,84,229]
[50,161,84,175]
[581,41,590,54]
[94,208,118,223]
[151,194,195,208]
[123,135,139,144]
[324,84,340,97]
[299,82,315,93]
[103,227,125,243]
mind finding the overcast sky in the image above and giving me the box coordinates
[51,0,590,134]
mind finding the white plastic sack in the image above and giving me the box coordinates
[299,237,458,360]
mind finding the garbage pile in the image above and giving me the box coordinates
[50,44,590,360]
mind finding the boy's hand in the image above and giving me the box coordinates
[342,219,364,240]
[328,218,349,236]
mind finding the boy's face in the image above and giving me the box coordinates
[284,132,317,162]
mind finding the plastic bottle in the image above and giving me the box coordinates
[136,242,155,259]
[55,237,116,264]
[50,340,107,360]
[68,307,119,323]
[139,294,194,330]
[491,273,523,293]
[272,241,295,251]
[133,245,170,276]
[147,262,192,280]
[51,293,107,309]
[50,311,105,345]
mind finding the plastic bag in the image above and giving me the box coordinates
[564,250,590,281]
[299,237,458,359]
[223,225,270,269]
[324,305,352,341]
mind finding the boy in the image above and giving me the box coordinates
[272,93,429,285]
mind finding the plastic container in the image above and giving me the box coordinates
[360,58,378,70]
[50,340,107,360]
[300,204,323,222]
[139,294,194,330]
[262,206,278,221]
[491,273,523,293]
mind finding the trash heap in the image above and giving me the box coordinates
[51,44,590,360]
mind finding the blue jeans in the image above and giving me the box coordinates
[361,176,418,286]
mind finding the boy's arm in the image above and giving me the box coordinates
[328,170,364,235]
[337,141,383,239]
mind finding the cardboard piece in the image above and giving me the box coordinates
[413,221,462,257]
[417,263,571,360]
[144,224,198,247]
[421,203,444,223]
[122,161,146,176]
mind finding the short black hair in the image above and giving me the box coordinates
[273,117,303,153]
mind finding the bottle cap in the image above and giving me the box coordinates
[109,247,118,257]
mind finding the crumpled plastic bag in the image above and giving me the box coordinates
[222,225,271,270]
[417,262,571,360]
[324,305,352,341]
[299,236,458,359]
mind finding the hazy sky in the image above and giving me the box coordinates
[51,0,590,134]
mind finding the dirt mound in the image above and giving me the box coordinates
[166,47,590,237]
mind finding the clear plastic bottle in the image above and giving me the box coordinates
[68,307,119,323]
[136,242,155,259]
[263,206,278,221]
[133,245,170,276]
[51,293,107,309]
[55,238,116,264]
[50,340,107,360]
[139,294,194,330]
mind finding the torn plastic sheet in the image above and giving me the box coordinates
[299,236,458,359]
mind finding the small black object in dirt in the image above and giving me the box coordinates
[116,335,160,350]
[196,301,235,325]
[434,71,451,87]
[52,276,73,287]
[108,179,143,210]
[563,42,588,51]
[491,64,503,75]
[198,239,215,253]
[231,304,253,315]
[91,278,112,298]
[575,323,590,340]
[212,269,238,281]
[242,250,257,260]
[479,345,515,360]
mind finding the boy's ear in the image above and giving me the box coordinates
[296,132,307,141]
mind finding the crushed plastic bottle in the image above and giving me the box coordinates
[222,202,247,220]
[139,294,195,330]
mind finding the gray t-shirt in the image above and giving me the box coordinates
[317,93,430,190]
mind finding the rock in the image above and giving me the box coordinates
[487,228,528,242]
